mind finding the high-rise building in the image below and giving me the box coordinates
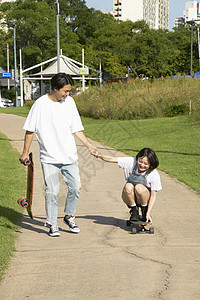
[183,0,199,22]
[174,1,200,29]
[113,0,169,30]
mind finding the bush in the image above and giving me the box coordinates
[74,77,200,120]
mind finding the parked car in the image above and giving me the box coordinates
[0,98,13,107]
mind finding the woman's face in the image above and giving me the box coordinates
[137,156,150,173]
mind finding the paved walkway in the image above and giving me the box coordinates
[0,112,200,300]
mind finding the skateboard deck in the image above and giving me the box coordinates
[126,218,154,234]
[17,153,34,219]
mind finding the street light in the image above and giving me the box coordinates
[54,1,60,73]
[9,23,18,106]
[186,19,200,76]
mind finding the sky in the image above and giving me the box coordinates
[85,0,190,31]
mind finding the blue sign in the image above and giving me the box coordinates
[2,72,12,78]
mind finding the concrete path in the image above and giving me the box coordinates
[0,112,200,300]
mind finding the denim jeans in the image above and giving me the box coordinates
[41,161,81,226]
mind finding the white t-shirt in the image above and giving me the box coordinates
[23,94,84,164]
[118,157,162,191]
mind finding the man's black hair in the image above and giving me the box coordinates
[51,73,74,90]
[136,148,159,170]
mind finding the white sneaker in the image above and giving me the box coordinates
[49,225,60,237]
[44,221,51,228]
[63,216,80,233]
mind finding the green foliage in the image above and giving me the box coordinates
[0,133,25,281]
[0,0,199,78]
[75,77,200,120]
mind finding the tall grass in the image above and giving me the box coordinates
[75,78,200,120]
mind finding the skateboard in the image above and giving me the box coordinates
[17,153,34,219]
[126,219,154,234]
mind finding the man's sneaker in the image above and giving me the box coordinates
[44,221,51,228]
[49,225,60,237]
[63,216,80,233]
[130,206,139,222]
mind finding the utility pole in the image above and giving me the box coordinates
[55,0,60,73]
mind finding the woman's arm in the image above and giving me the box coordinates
[146,190,157,223]
[98,155,118,163]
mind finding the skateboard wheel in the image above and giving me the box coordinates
[126,220,131,226]
[149,227,154,234]
[24,159,31,166]
[17,198,23,205]
[131,227,137,234]
[22,201,29,208]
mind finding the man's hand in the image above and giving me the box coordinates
[88,145,98,157]
[19,153,30,165]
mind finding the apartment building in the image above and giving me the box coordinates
[183,0,199,22]
[174,1,200,29]
[174,17,185,28]
[113,0,169,30]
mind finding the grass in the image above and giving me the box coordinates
[81,115,200,194]
[0,106,30,118]
[0,132,25,281]
[74,78,200,120]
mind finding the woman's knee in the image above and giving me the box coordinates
[134,184,149,197]
[123,183,134,196]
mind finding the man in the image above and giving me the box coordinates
[20,73,98,237]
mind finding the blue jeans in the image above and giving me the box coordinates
[41,161,81,226]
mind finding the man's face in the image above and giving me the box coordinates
[55,84,72,101]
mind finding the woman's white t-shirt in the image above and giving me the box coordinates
[23,94,84,164]
[118,157,162,191]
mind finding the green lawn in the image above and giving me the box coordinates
[0,132,25,281]
[82,115,200,193]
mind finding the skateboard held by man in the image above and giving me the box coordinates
[17,152,34,219]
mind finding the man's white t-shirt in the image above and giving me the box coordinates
[118,157,162,191]
[23,94,84,164]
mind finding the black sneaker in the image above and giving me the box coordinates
[63,216,80,233]
[130,206,139,222]
[141,205,148,222]
[49,225,60,237]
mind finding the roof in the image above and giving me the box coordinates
[34,55,80,76]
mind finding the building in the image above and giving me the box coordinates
[183,0,199,22]
[174,1,200,29]
[0,0,15,3]
[174,17,185,28]
[113,0,169,30]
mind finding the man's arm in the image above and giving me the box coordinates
[73,131,98,157]
[19,131,34,163]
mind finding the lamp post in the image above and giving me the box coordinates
[54,0,60,73]
[9,23,18,106]
[186,19,200,76]
[186,20,195,76]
